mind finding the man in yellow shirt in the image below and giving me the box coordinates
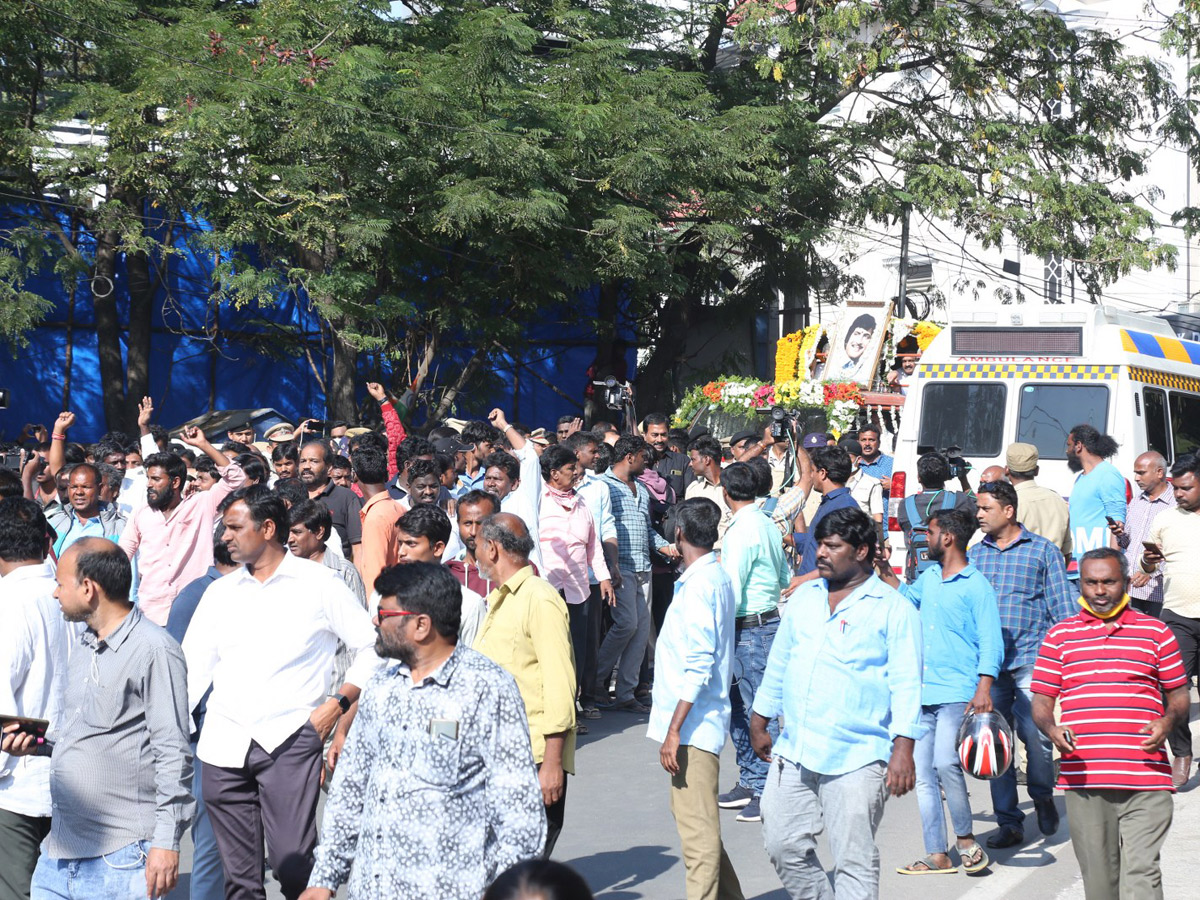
[473,513,577,855]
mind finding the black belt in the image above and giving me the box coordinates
[735,608,780,628]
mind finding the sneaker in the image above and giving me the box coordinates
[718,783,754,809]
[736,796,762,822]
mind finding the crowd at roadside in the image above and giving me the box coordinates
[1,386,1197,900]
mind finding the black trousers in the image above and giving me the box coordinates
[537,764,568,858]
[202,722,324,900]
[1132,599,1163,619]
[578,584,604,706]
[0,808,50,900]
[1161,608,1200,758]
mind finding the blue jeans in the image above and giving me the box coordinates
[730,618,779,795]
[761,757,888,900]
[190,753,226,900]
[32,841,150,900]
[914,703,974,855]
[989,664,1055,829]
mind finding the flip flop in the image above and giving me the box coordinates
[959,842,990,874]
[896,856,958,875]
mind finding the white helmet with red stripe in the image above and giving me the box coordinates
[956,710,1014,780]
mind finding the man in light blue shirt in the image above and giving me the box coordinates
[649,498,745,900]
[1066,425,1126,565]
[750,507,924,900]
[877,508,1002,876]
[716,463,789,824]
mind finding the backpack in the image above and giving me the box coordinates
[904,492,956,582]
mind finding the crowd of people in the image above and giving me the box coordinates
[0,386,1197,900]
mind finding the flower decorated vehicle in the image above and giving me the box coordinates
[673,318,943,441]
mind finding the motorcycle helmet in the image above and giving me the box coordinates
[956,709,1014,780]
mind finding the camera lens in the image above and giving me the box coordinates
[771,406,786,421]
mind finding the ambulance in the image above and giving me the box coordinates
[886,303,1200,565]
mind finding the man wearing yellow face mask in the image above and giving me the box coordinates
[1030,548,1190,900]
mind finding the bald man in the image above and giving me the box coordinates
[1110,451,1175,617]
[979,466,1007,485]
[472,513,576,856]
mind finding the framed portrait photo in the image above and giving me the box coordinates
[825,304,890,387]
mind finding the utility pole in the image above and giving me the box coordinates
[895,203,910,319]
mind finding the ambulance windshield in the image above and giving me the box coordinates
[918,383,1006,457]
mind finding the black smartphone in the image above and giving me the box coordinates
[0,714,50,740]
[1105,516,1118,527]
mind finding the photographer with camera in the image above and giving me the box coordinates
[896,452,976,583]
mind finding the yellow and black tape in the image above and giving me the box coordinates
[1128,367,1200,393]
[917,363,1118,380]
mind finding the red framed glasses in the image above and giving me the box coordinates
[375,609,421,624]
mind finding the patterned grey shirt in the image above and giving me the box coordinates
[48,605,194,858]
[308,646,546,899]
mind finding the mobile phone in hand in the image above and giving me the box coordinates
[0,714,49,739]
[1142,541,1162,555]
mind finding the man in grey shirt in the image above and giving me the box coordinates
[2,538,194,899]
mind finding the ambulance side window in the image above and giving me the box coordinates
[1016,384,1108,461]
[1168,391,1200,459]
[1143,388,1171,464]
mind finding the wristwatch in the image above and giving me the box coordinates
[330,693,351,713]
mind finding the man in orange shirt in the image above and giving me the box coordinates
[353,447,403,597]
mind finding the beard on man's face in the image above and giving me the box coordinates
[1066,451,1082,473]
[147,483,176,510]
[375,630,416,666]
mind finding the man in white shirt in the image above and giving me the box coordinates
[394,503,486,647]
[182,486,383,900]
[649,497,744,900]
[485,409,545,570]
[0,499,73,900]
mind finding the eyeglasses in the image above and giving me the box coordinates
[375,609,421,624]
[977,482,1002,493]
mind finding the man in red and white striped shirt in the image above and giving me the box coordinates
[1031,547,1189,900]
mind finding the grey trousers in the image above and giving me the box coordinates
[1065,789,1173,900]
[761,757,888,900]
[202,722,324,900]
[594,570,651,703]
[0,807,50,900]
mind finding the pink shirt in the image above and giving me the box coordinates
[538,488,610,604]
[119,463,246,625]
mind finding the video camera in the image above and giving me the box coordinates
[767,406,797,441]
[594,376,634,412]
[940,445,971,480]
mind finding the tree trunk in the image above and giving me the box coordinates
[125,246,154,421]
[92,222,130,435]
[327,318,358,421]
[635,291,691,415]
[431,346,489,420]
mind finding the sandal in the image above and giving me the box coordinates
[896,856,958,875]
[959,842,989,874]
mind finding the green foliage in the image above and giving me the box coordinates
[1,0,1197,414]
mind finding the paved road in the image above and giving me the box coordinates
[172,701,1200,900]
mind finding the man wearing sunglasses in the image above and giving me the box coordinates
[301,563,545,900]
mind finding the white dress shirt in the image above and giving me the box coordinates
[0,562,73,817]
[182,552,384,768]
[507,444,545,571]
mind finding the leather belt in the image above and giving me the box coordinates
[735,608,780,628]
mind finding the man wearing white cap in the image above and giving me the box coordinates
[1004,443,1071,562]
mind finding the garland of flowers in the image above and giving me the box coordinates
[887,317,944,359]
[674,376,865,436]
[773,323,826,383]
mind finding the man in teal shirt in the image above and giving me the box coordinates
[46,464,127,556]
[715,462,790,824]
